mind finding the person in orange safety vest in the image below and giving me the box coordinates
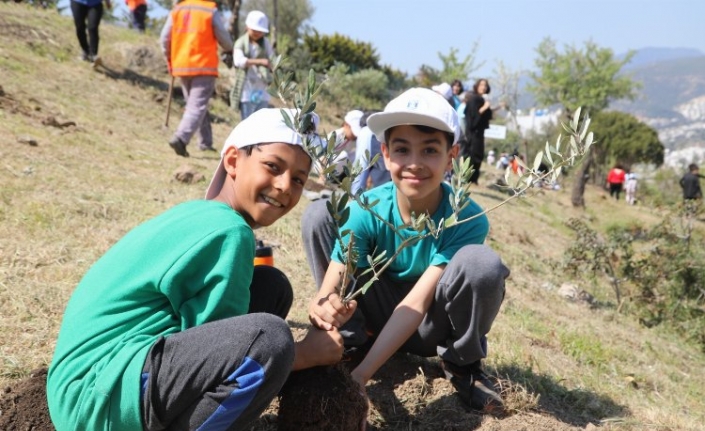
[125,0,147,32]
[160,0,233,157]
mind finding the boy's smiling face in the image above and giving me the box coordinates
[381,125,457,215]
[221,142,311,228]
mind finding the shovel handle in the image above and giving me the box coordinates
[164,75,175,127]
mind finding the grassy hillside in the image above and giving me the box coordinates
[2,4,705,430]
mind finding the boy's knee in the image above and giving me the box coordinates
[301,199,331,232]
[454,245,509,289]
[248,314,295,364]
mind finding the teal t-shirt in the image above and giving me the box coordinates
[47,200,255,431]
[332,182,489,281]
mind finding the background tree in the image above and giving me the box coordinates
[225,0,242,39]
[491,60,524,156]
[527,37,641,207]
[241,0,314,45]
[414,44,483,87]
[302,31,380,73]
[590,110,664,181]
[321,64,390,111]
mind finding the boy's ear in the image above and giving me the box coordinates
[380,142,392,170]
[447,144,459,170]
[222,146,240,176]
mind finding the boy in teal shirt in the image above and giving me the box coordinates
[47,108,347,431]
[302,88,509,415]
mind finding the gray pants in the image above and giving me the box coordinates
[141,266,295,431]
[173,75,215,149]
[301,199,509,366]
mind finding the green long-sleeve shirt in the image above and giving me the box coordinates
[47,200,254,431]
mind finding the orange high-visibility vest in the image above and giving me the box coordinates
[125,0,146,11]
[170,0,219,77]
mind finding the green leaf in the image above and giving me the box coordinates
[533,152,543,172]
[585,132,594,150]
[544,141,554,165]
[579,117,591,141]
[360,279,376,295]
[572,107,582,130]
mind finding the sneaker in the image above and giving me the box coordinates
[79,52,91,62]
[441,360,504,415]
[198,145,217,152]
[90,55,102,69]
[169,137,190,157]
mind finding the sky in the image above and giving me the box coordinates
[306,0,705,78]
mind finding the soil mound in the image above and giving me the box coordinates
[0,368,54,431]
[278,363,367,431]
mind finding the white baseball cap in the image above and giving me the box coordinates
[205,108,319,200]
[367,87,461,144]
[245,10,269,33]
[431,82,453,100]
[344,110,364,138]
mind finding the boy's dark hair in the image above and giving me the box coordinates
[242,144,313,170]
[472,78,491,95]
[689,163,699,172]
[243,144,261,156]
[384,125,455,149]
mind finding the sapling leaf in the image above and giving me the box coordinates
[572,107,582,130]
[360,278,376,295]
[580,117,591,141]
[339,209,350,226]
[533,152,543,172]
[545,141,554,165]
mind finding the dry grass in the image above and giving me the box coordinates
[2,3,705,430]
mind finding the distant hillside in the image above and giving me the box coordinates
[514,47,705,154]
[614,56,705,118]
[612,55,705,152]
[621,46,705,70]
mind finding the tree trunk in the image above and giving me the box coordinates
[571,148,593,207]
[227,0,241,39]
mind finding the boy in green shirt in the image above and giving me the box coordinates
[47,108,347,431]
[302,88,509,415]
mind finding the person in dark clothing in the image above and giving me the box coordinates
[70,0,112,67]
[462,79,493,184]
[680,163,703,200]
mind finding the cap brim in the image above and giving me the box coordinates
[249,25,269,33]
[350,123,362,138]
[205,158,226,200]
[367,112,455,143]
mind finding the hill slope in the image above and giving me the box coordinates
[1,4,704,430]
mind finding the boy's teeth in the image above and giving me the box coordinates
[263,196,282,207]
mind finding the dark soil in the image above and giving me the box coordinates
[0,368,54,431]
[278,363,367,431]
[1,358,588,431]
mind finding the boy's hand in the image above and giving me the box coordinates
[350,370,369,430]
[293,327,344,370]
[308,293,357,331]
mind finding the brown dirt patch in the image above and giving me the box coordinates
[0,368,54,431]
[278,363,367,431]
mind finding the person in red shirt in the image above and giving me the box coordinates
[606,164,626,201]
